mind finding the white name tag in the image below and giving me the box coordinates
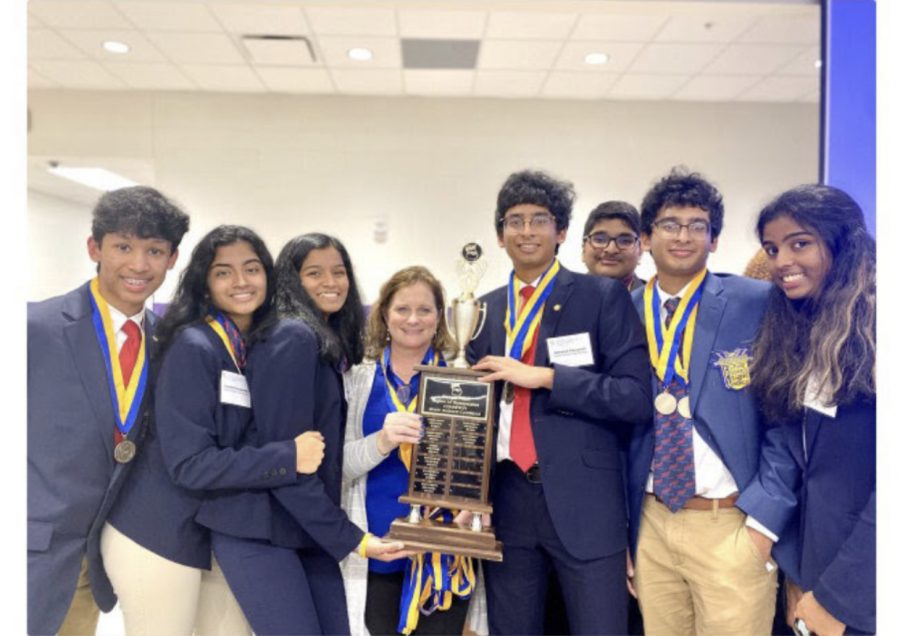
[547,333,594,367]
[220,370,252,408]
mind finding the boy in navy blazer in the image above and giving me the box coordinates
[627,168,797,635]
[467,170,652,635]
[27,187,189,635]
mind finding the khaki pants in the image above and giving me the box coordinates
[634,495,777,636]
[58,558,100,636]
[101,523,251,636]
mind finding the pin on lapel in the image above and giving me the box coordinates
[553,304,561,311]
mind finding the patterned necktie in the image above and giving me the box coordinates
[221,315,247,369]
[509,285,538,473]
[116,319,142,445]
[652,297,696,511]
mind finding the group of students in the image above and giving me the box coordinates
[27,166,874,636]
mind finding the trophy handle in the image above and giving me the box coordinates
[471,301,487,342]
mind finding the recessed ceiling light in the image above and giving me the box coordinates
[347,47,373,62]
[47,163,138,192]
[103,40,130,54]
[814,59,823,69]
[584,52,610,66]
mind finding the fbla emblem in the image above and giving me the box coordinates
[712,348,752,390]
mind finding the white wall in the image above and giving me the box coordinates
[27,89,818,303]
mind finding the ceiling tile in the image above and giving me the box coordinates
[655,15,756,44]
[29,59,126,89]
[305,7,396,37]
[242,37,316,66]
[255,68,334,94]
[330,69,404,94]
[27,12,46,28]
[403,70,474,96]
[629,43,724,74]
[777,45,820,76]
[28,29,87,59]
[479,41,562,70]
[473,71,545,97]
[554,41,643,73]
[486,11,577,40]
[672,75,760,101]
[61,29,166,63]
[737,76,818,102]
[28,1,132,30]
[705,44,806,76]
[541,72,618,99]
[798,88,820,103]
[398,10,486,39]
[104,62,195,90]
[738,14,820,45]
[607,73,689,100]
[179,65,265,92]
[146,32,245,65]
[210,4,309,36]
[571,14,667,42]
[317,36,401,69]
[116,1,221,32]
[28,67,59,88]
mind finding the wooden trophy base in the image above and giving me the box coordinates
[388,517,503,562]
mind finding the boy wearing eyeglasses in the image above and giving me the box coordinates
[626,168,796,635]
[581,200,645,292]
[466,170,652,635]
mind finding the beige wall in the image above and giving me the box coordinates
[27,89,818,302]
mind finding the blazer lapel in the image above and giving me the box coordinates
[63,288,116,458]
[689,274,726,410]
[534,267,574,367]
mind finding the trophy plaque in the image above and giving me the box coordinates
[387,243,503,561]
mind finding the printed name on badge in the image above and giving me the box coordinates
[547,332,594,367]
[220,370,252,408]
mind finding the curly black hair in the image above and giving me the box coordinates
[494,170,575,235]
[639,167,724,239]
[91,186,190,250]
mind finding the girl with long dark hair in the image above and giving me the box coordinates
[752,185,875,635]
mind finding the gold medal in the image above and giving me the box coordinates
[677,396,691,419]
[654,391,677,415]
[502,381,515,404]
[114,439,137,464]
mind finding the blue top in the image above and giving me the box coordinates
[363,348,432,574]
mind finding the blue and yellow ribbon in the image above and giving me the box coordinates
[205,314,243,371]
[643,269,707,386]
[88,278,148,439]
[382,349,477,634]
[504,258,560,360]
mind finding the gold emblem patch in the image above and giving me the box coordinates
[713,348,751,390]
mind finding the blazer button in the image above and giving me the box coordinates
[279,467,287,476]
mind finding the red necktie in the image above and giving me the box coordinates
[116,319,142,444]
[509,285,539,473]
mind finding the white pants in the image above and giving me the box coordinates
[101,523,251,636]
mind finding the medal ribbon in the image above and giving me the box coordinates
[88,278,148,439]
[205,313,245,372]
[382,353,476,634]
[504,258,560,360]
[643,269,707,386]
[398,510,476,635]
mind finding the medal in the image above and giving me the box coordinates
[654,391,677,415]
[677,396,691,419]
[502,381,515,404]
[114,439,137,464]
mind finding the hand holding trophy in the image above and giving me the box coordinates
[387,243,503,561]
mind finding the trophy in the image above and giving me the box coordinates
[387,243,502,561]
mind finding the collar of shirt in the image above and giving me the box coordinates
[654,280,692,321]
[106,303,146,350]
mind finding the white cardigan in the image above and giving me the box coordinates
[340,361,488,636]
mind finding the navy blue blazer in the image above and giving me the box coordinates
[27,283,156,634]
[772,398,875,633]
[627,274,798,555]
[468,266,653,560]
[158,319,363,562]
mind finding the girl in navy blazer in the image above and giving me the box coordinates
[752,185,876,635]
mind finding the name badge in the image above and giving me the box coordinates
[547,333,594,367]
[220,370,251,408]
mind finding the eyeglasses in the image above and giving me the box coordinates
[652,219,710,237]
[583,232,639,250]
[502,213,556,232]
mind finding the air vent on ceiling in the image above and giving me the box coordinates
[242,35,316,65]
[401,39,480,70]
